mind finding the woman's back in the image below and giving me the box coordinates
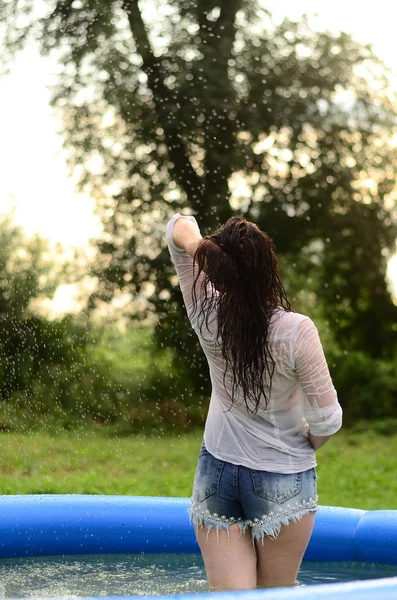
[197,306,340,473]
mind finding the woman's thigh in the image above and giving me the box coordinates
[195,523,256,591]
[189,445,257,590]
[239,465,318,587]
[255,512,315,588]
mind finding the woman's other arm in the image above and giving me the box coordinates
[294,317,343,451]
[308,433,332,451]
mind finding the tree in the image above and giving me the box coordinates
[2,1,397,400]
[0,212,71,397]
[0,212,132,429]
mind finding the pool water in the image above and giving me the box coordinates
[0,553,396,597]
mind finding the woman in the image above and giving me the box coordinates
[166,212,342,591]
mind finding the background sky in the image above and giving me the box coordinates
[1,0,397,313]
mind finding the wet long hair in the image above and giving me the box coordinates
[191,216,293,415]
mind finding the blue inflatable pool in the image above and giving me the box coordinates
[0,495,397,599]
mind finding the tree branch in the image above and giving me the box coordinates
[121,0,205,212]
[198,0,243,225]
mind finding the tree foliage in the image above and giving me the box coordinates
[0,213,133,429]
[2,0,397,400]
[0,213,77,398]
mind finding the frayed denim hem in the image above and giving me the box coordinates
[248,504,319,542]
[188,507,246,543]
[189,499,318,544]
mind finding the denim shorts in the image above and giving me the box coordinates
[189,443,318,542]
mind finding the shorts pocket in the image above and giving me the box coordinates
[193,449,225,503]
[250,470,302,504]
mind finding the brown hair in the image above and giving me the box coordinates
[191,216,293,414]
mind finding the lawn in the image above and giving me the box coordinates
[0,428,396,510]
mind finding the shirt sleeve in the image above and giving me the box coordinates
[166,213,207,325]
[293,317,343,436]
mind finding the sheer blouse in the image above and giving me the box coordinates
[166,213,342,473]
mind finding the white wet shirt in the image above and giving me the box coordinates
[167,213,342,474]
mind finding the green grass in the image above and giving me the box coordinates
[0,428,396,510]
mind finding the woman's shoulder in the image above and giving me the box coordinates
[272,307,313,337]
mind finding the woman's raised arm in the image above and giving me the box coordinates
[172,216,203,258]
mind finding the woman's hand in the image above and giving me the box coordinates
[172,217,203,258]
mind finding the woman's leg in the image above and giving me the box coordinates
[195,523,257,591]
[254,512,315,588]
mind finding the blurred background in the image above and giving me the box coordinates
[0,0,397,505]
